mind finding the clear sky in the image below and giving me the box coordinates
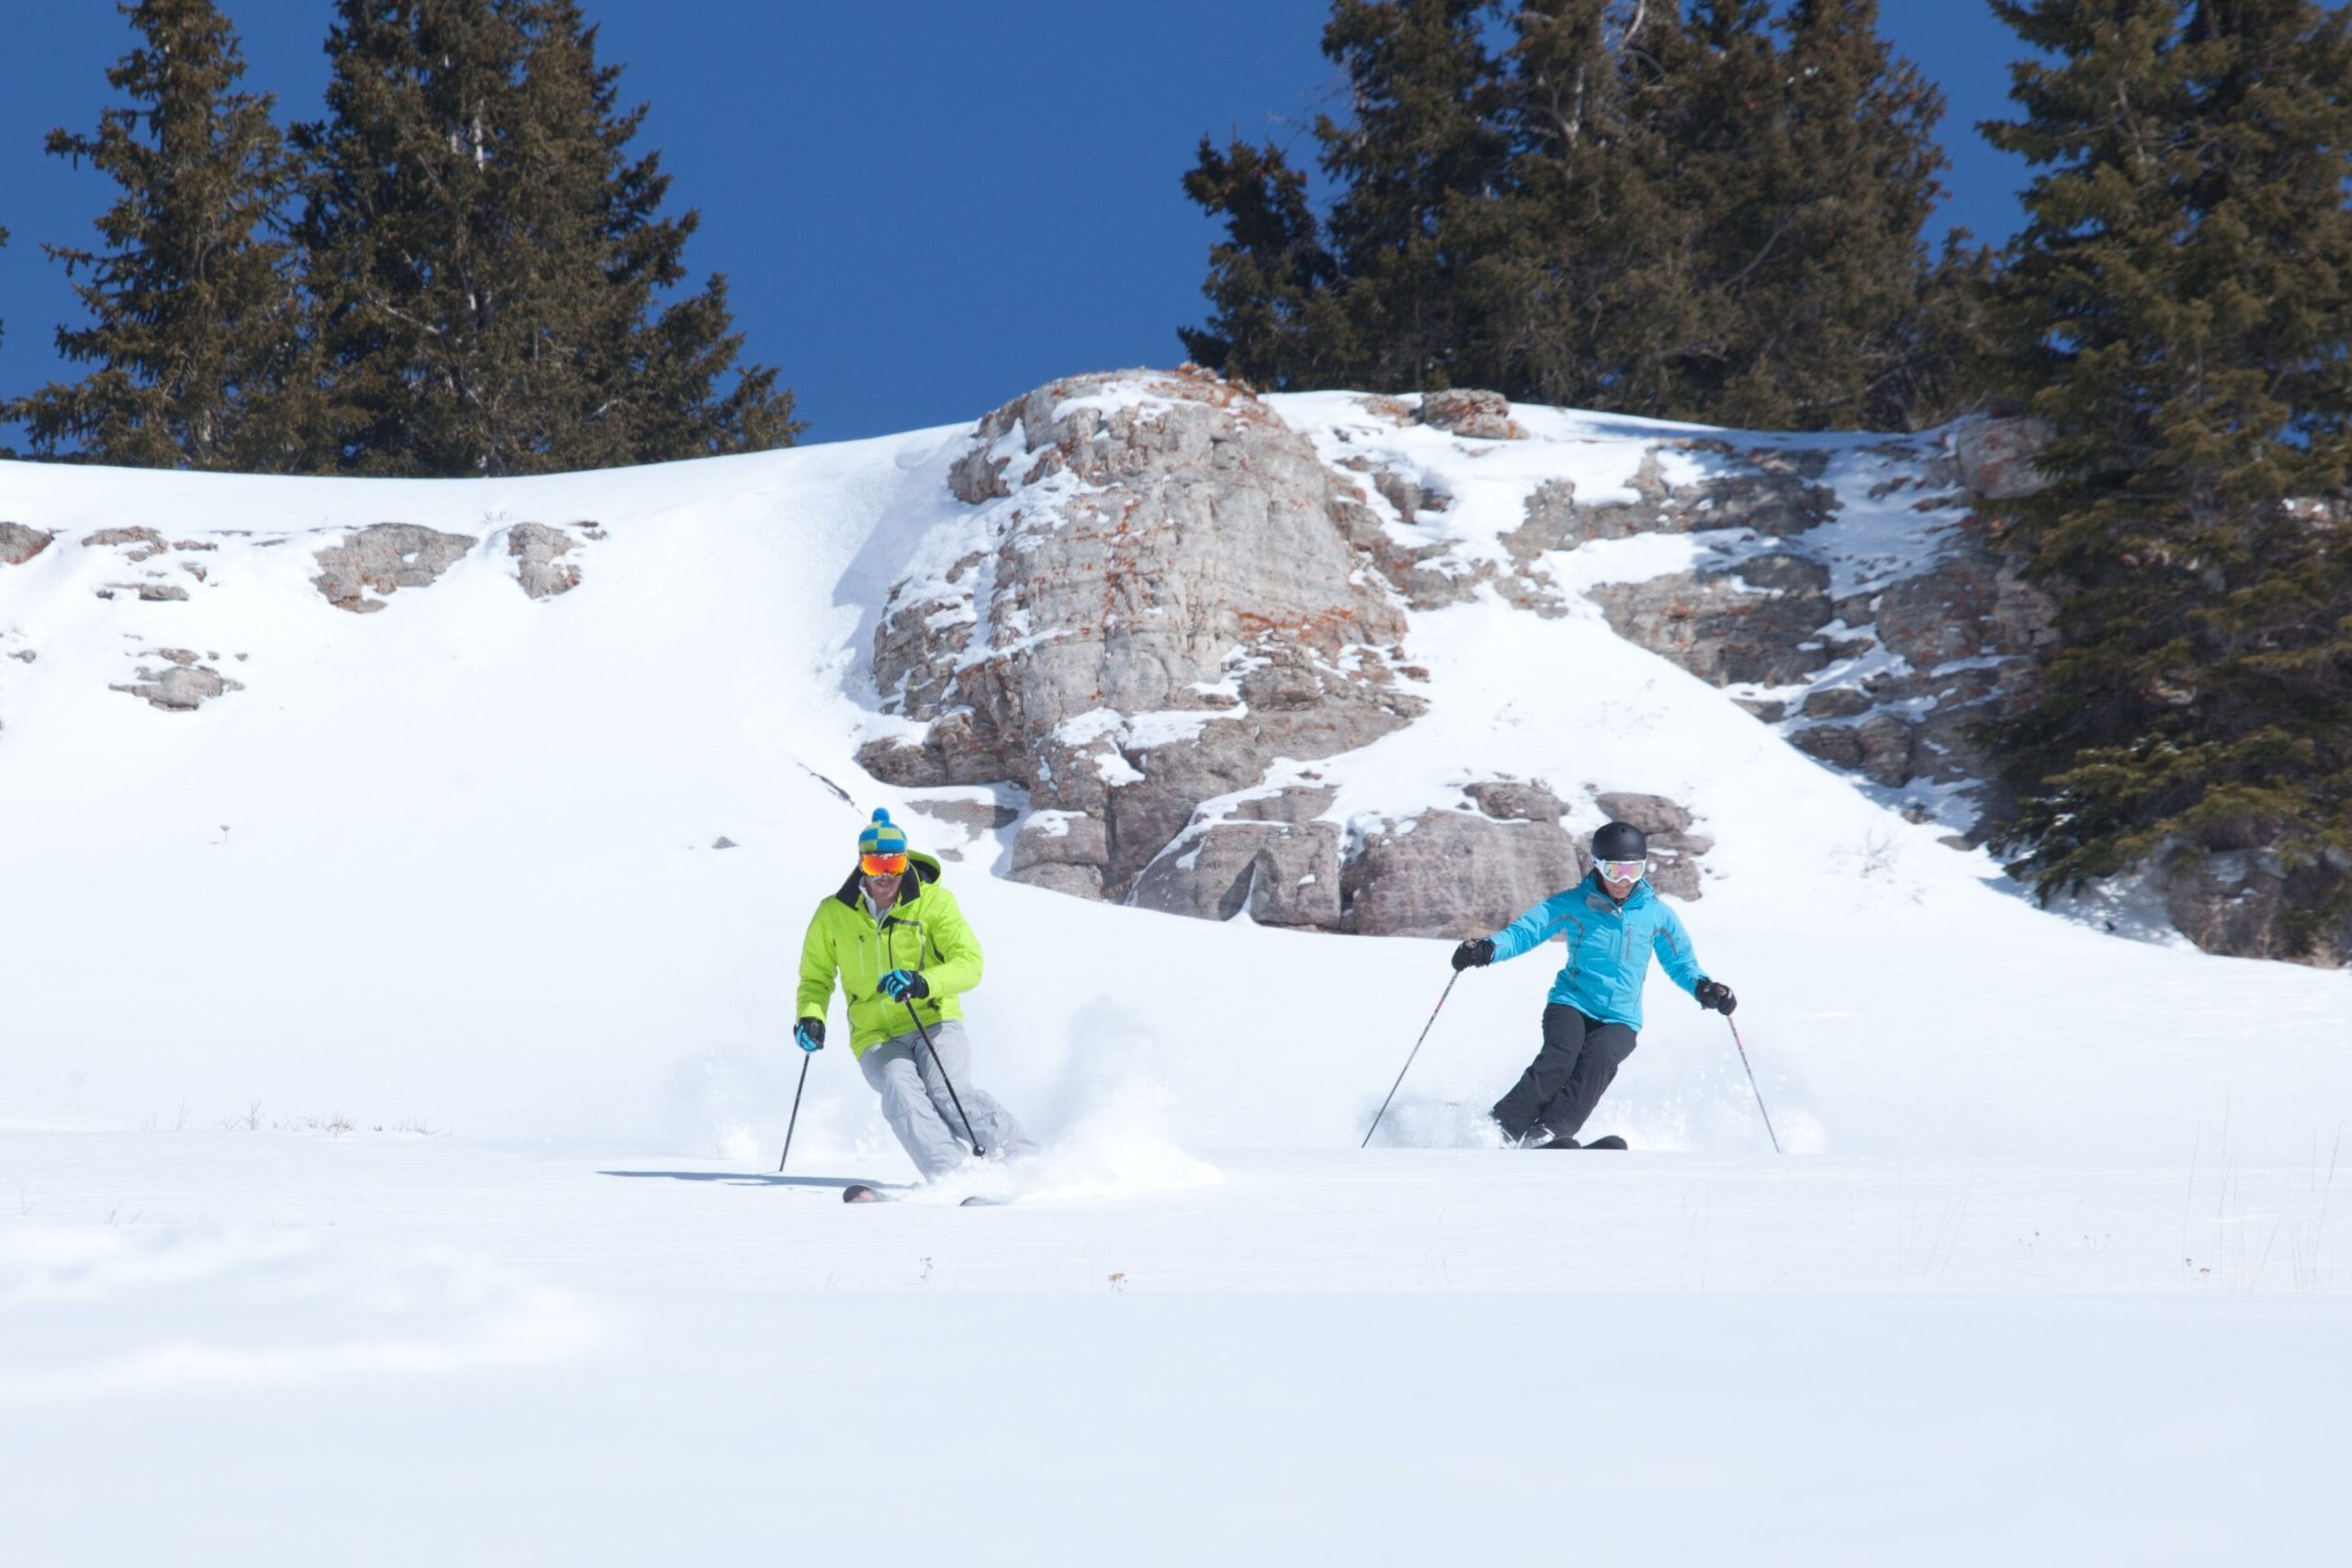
[0,1,2035,448]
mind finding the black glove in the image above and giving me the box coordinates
[1695,978,1736,1015]
[794,1019,825,1052]
[1452,938,1495,972]
[879,968,929,1002]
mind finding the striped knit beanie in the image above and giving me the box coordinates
[858,808,908,858]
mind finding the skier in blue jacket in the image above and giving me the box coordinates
[1452,821,1736,1148]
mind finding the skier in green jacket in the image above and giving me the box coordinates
[796,809,1036,1179]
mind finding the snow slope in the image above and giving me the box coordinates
[3,384,2348,1563]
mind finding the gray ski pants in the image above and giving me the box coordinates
[856,1018,1036,1179]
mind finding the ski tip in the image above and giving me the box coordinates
[843,1183,888,1203]
[959,1194,1009,1207]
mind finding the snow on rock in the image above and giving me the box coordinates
[1417,387,1524,440]
[1274,390,2062,852]
[506,522,583,600]
[108,647,245,712]
[860,366,1425,907]
[83,525,172,559]
[311,523,477,614]
[1131,784,1343,925]
[0,521,54,564]
[842,370,2092,943]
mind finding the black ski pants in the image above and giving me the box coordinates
[1491,1004,1637,1144]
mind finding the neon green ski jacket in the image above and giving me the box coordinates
[797,851,982,1056]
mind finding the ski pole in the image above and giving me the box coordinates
[1725,1015,1781,1154]
[904,1001,983,1157]
[1362,971,1460,1149]
[778,1051,811,1173]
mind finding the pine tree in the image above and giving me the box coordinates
[1658,0,1968,430]
[295,0,797,476]
[0,223,11,458]
[1314,0,1513,391]
[1984,0,2352,955]
[1181,0,1508,393]
[5,0,320,470]
[1466,0,1687,409]
[1177,137,1350,389]
[1181,0,1969,430]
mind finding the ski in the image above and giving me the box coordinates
[842,1184,1010,1205]
[1582,1134,1629,1150]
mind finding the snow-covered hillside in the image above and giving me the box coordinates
[3,380,2347,1562]
[3,379,2341,1156]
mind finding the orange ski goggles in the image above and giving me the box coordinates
[860,852,910,876]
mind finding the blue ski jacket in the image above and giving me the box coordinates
[1488,874,1709,1032]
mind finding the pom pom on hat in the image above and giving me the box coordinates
[858,808,909,857]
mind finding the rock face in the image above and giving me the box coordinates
[1418,389,1523,441]
[1,524,53,565]
[861,370,1736,935]
[109,649,244,712]
[99,581,191,603]
[1483,429,2059,831]
[83,526,169,560]
[1508,446,1838,561]
[1589,554,1837,686]
[1953,416,2055,501]
[312,525,476,613]
[1770,525,2058,819]
[1343,806,1588,939]
[846,367,2305,962]
[1132,786,1343,927]
[860,367,1425,906]
[2164,849,2352,968]
[508,524,582,600]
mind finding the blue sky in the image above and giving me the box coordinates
[0,1,2033,447]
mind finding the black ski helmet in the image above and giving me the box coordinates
[1591,821,1647,863]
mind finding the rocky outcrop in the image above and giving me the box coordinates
[1,523,53,565]
[1132,787,1342,927]
[109,649,243,712]
[1419,389,1523,441]
[508,524,582,600]
[83,526,169,561]
[1341,808,1587,938]
[840,367,2317,962]
[2164,848,2352,968]
[1507,446,1837,563]
[312,525,476,613]
[1758,521,2060,818]
[907,792,1020,840]
[1476,428,2059,825]
[1588,554,1838,686]
[860,367,1425,907]
[1953,416,2054,501]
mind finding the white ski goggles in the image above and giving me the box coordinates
[1596,858,1646,883]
